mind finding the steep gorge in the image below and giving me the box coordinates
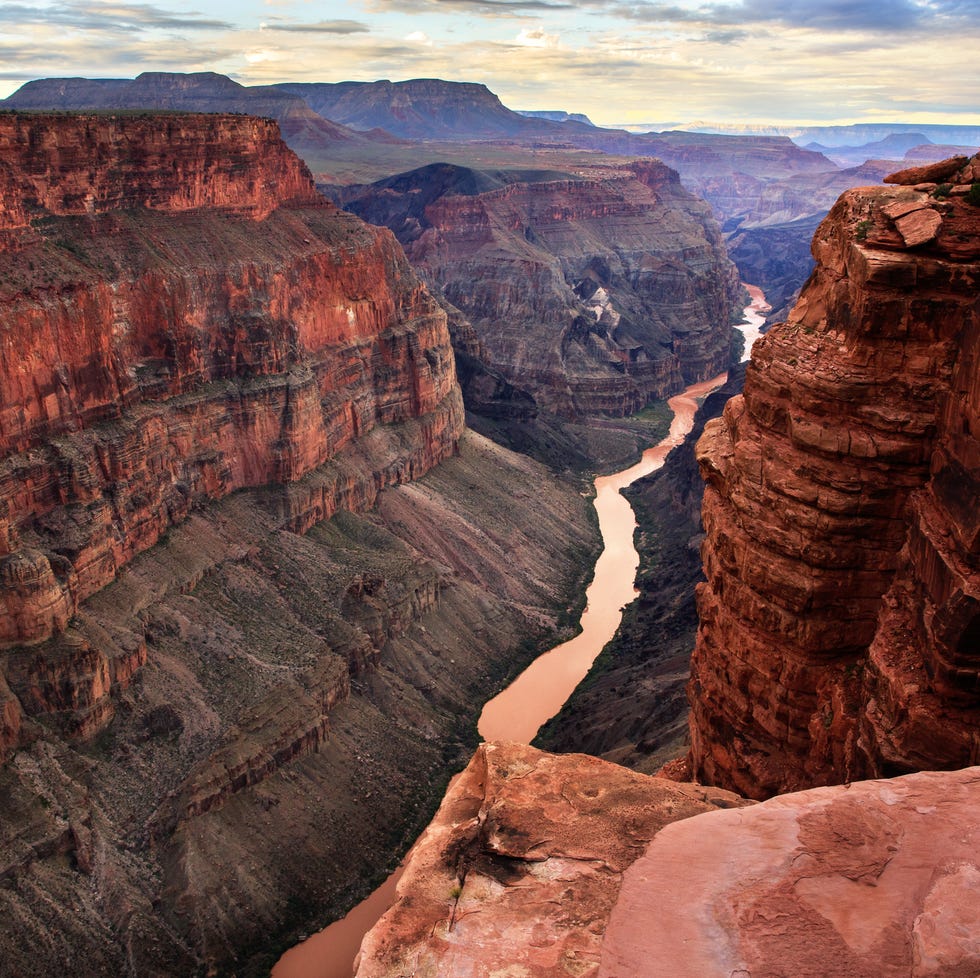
[0,113,599,976]
[352,156,980,978]
[338,160,742,419]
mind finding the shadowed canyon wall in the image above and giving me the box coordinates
[352,159,980,978]
[0,113,601,976]
[688,155,980,799]
[339,160,743,418]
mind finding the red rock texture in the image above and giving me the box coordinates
[687,155,980,798]
[0,111,317,227]
[0,113,462,755]
[343,160,742,417]
[355,752,980,978]
[601,765,980,978]
[354,742,746,978]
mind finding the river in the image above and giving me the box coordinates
[273,288,767,978]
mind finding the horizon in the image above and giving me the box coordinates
[1,1,979,128]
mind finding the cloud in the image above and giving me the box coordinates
[367,0,574,15]
[0,1,232,32]
[699,28,748,43]
[578,0,980,33]
[259,18,370,34]
[514,27,560,46]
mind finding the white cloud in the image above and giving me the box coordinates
[514,27,559,46]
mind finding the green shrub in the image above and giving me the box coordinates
[932,182,953,199]
[966,182,980,207]
[855,219,872,241]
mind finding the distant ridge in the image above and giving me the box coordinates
[1,71,392,155]
[274,78,591,140]
[518,110,595,126]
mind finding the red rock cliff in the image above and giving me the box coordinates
[0,113,462,737]
[687,155,980,798]
[344,160,742,418]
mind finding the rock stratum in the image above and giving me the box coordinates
[352,158,980,978]
[340,160,742,417]
[0,113,601,976]
[687,154,980,799]
[0,111,461,659]
[355,747,980,978]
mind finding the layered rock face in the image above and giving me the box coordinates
[0,72,386,165]
[0,112,461,746]
[342,160,741,417]
[688,155,980,798]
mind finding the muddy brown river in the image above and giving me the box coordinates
[273,289,767,978]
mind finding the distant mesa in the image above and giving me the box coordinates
[274,78,597,141]
[0,71,396,160]
[517,109,596,126]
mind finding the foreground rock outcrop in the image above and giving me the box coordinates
[340,160,742,417]
[354,742,746,978]
[355,748,980,978]
[601,765,980,978]
[688,154,980,798]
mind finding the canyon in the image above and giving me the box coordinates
[338,161,742,418]
[2,72,884,315]
[352,157,980,975]
[3,79,979,977]
[0,113,600,976]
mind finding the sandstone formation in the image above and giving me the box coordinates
[0,112,460,661]
[355,755,980,978]
[341,160,742,417]
[0,72,388,166]
[354,742,746,978]
[0,113,603,975]
[601,765,980,978]
[687,154,980,798]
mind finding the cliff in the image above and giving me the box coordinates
[0,72,389,164]
[0,113,602,975]
[687,154,980,798]
[355,747,980,978]
[0,112,461,659]
[341,160,742,418]
[276,78,556,141]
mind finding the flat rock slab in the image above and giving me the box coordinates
[599,766,980,978]
[894,207,943,248]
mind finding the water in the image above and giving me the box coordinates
[476,372,728,743]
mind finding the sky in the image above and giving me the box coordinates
[1,0,979,127]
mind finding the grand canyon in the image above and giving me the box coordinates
[0,59,978,978]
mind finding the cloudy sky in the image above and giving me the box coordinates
[1,0,978,126]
